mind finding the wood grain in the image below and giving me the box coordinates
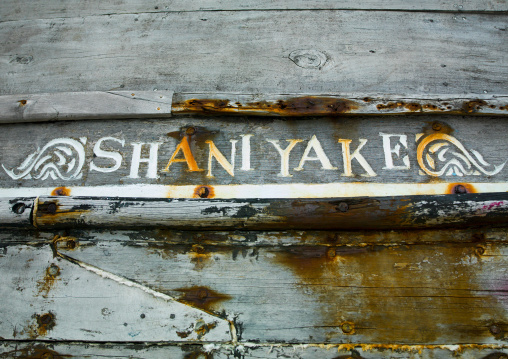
[0,341,507,359]
[1,11,506,96]
[51,232,508,344]
[0,91,173,123]
[1,0,507,22]
[29,193,508,230]
[0,243,233,342]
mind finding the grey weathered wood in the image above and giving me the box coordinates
[28,193,508,230]
[0,91,173,123]
[1,92,506,124]
[52,234,508,344]
[0,197,34,228]
[1,11,506,96]
[0,341,507,359]
[0,243,233,342]
[1,0,507,22]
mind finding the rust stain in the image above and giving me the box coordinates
[194,185,215,199]
[35,200,91,227]
[464,99,488,113]
[447,183,477,194]
[195,318,217,339]
[51,187,71,196]
[23,312,57,338]
[376,101,423,112]
[36,264,60,298]
[273,243,506,343]
[0,345,67,359]
[175,286,232,313]
[184,352,213,359]
[173,97,359,116]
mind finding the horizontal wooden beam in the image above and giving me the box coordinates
[0,92,506,123]
[2,0,508,23]
[3,193,508,230]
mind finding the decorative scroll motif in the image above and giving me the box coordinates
[2,138,86,180]
[417,133,506,177]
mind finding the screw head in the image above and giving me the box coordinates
[454,185,467,194]
[47,264,60,277]
[197,186,210,198]
[490,324,501,335]
[337,202,349,212]
[432,122,442,131]
[476,246,485,256]
[341,321,354,334]
[186,127,196,136]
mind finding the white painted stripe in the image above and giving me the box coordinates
[0,182,506,199]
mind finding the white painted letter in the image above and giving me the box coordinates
[129,142,160,179]
[294,135,337,171]
[380,133,410,170]
[241,134,253,171]
[338,139,377,177]
[206,140,238,177]
[267,139,303,177]
[90,137,125,173]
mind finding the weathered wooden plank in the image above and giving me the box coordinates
[22,193,508,230]
[0,243,233,342]
[1,116,508,193]
[1,92,506,124]
[0,91,173,123]
[0,197,33,228]
[1,0,507,23]
[51,235,508,344]
[1,11,506,96]
[1,341,507,359]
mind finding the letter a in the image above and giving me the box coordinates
[163,136,203,172]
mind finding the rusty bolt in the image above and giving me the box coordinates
[341,321,354,334]
[12,203,25,214]
[326,247,336,258]
[41,353,54,359]
[47,264,60,277]
[476,246,485,256]
[46,203,57,214]
[40,313,53,325]
[337,202,349,212]
[490,324,501,335]
[186,127,196,136]
[432,122,442,131]
[67,239,76,249]
[197,186,210,198]
[454,185,467,194]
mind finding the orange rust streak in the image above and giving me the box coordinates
[173,97,359,116]
[175,286,232,313]
[193,185,215,198]
[447,183,477,194]
[51,187,71,196]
